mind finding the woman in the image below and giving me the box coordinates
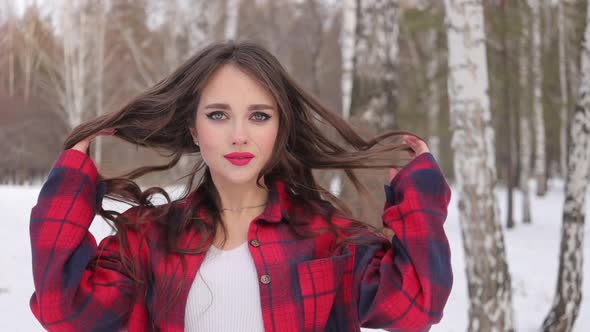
[29,41,452,332]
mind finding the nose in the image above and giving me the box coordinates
[231,121,248,146]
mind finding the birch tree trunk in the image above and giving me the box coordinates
[185,1,217,58]
[62,1,91,129]
[158,0,215,74]
[341,0,357,121]
[355,0,399,131]
[501,0,515,229]
[426,29,441,160]
[541,2,590,330]
[0,2,17,97]
[225,0,240,40]
[332,0,359,197]
[444,0,515,330]
[54,0,113,134]
[19,10,43,102]
[162,3,183,74]
[558,0,569,179]
[568,51,580,111]
[519,2,533,224]
[6,19,15,97]
[93,1,107,166]
[530,0,548,196]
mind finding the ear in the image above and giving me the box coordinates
[189,127,198,141]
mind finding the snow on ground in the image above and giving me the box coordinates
[0,179,588,331]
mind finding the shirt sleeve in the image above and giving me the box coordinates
[354,152,452,331]
[29,149,148,332]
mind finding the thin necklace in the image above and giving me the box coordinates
[221,201,268,212]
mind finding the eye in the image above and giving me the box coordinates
[206,111,226,120]
[251,112,271,122]
[205,111,271,122]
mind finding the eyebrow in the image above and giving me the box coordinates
[204,103,275,111]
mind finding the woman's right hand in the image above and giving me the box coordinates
[388,135,430,182]
[72,128,116,154]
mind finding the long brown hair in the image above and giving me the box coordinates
[64,40,418,315]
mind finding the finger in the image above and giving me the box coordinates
[402,134,411,144]
[402,135,414,150]
[404,136,418,152]
[414,139,429,154]
[89,128,116,141]
[98,128,116,136]
[388,168,399,182]
[407,136,429,155]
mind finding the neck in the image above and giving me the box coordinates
[211,175,270,217]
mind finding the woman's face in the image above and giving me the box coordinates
[191,64,279,186]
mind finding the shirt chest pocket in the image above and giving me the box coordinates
[296,250,353,331]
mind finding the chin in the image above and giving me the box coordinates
[216,171,260,185]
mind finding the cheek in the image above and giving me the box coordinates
[195,122,219,146]
[194,123,220,164]
[259,126,278,153]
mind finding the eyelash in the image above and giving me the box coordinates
[205,111,272,122]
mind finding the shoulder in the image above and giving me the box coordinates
[292,197,388,246]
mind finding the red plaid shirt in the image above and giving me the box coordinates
[30,149,452,332]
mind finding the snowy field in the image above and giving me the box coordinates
[1,179,589,331]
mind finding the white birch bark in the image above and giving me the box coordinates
[558,0,569,179]
[568,52,579,109]
[301,0,325,96]
[407,22,443,161]
[162,2,183,74]
[225,0,240,40]
[93,1,107,166]
[444,0,515,330]
[331,0,359,198]
[543,0,554,54]
[164,0,215,71]
[426,29,441,160]
[357,0,399,130]
[19,11,44,101]
[6,20,15,97]
[184,0,217,58]
[341,0,357,120]
[8,22,15,97]
[62,1,91,128]
[519,2,533,224]
[530,0,548,196]
[0,2,17,97]
[138,0,210,81]
[542,2,590,330]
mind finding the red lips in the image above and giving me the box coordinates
[224,152,254,166]
[224,152,255,159]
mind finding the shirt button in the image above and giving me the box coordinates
[260,274,271,284]
[250,239,260,247]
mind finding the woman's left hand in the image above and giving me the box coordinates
[388,135,430,181]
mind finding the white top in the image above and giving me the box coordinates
[184,241,265,331]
